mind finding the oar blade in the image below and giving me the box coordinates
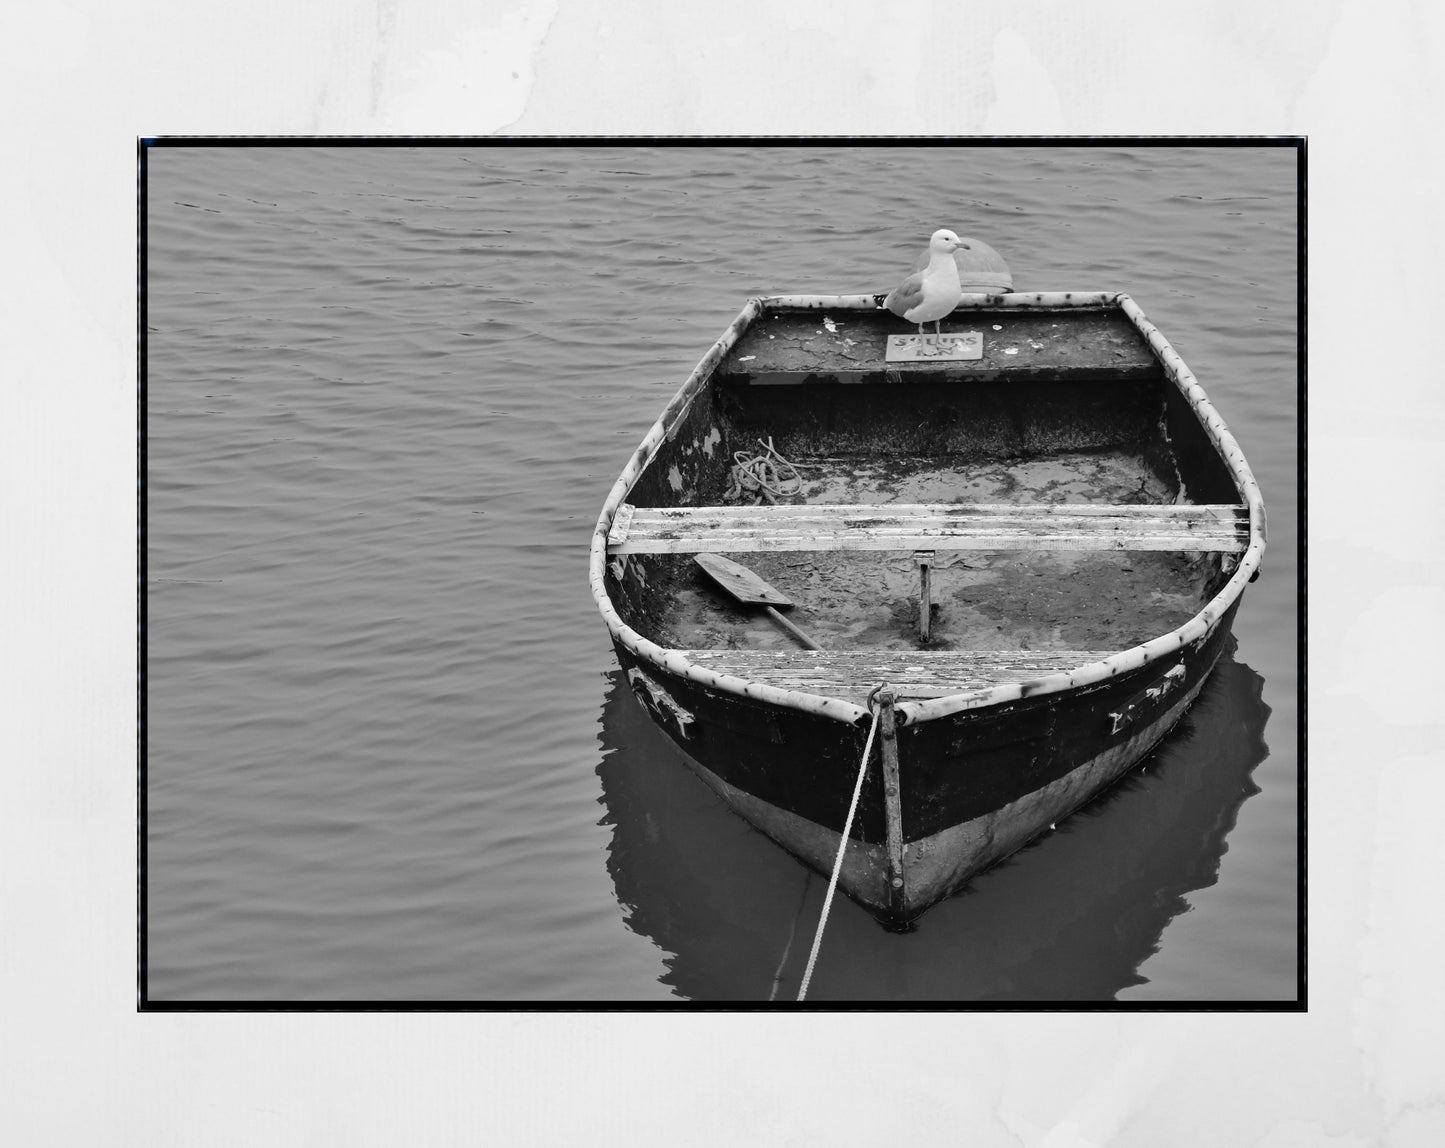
[694,553,794,609]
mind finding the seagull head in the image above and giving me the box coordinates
[929,229,970,254]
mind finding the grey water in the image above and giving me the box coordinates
[144,144,1299,1003]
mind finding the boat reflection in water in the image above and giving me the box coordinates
[594,638,1271,1002]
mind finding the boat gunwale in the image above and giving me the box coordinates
[588,292,1267,728]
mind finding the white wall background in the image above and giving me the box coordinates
[2,1,1441,1144]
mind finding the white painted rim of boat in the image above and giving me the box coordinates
[589,293,1268,728]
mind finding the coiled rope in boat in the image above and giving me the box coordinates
[795,688,884,1002]
[725,437,802,504]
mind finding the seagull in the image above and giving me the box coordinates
[884,228,971,344]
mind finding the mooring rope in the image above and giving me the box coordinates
[795,688,885,1002]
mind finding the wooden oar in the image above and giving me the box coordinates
[694,553,822,651]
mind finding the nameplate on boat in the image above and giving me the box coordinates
[885,333,983,362]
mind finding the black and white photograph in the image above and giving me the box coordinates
[8,1,1444,1142]
[142,142,1299,1004]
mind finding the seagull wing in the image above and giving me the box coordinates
[884,271,926,318]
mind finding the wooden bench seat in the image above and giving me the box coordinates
[680,648,1120,704]
[609,502,1248,556]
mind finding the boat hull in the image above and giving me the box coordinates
[613,597,1238,928]
[592,292,1266,932]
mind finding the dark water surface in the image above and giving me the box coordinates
[145,145,1298,1002]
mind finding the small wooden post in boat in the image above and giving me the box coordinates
[876,689,907,923]
[914,551,934,642]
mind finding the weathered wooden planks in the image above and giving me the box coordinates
[680,648,1120,706]
[608,502,1248,555]
[716,306,1161,384]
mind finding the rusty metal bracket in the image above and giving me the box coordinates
[876,688,907,921]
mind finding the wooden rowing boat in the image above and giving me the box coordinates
[589,290,1266,930]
